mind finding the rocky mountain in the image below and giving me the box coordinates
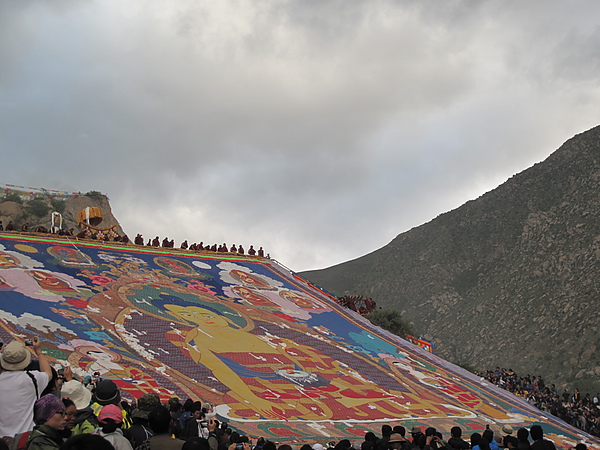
[0,189,124,236]
[302,125,600,393]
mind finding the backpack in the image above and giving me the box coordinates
[72,413,99,436]
[178,411,191,431]
[1,432,30,450]
[135,438,152,450]
[170,410,183,438]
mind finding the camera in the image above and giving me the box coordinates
[425,427,437,437]
[200,421,208,428]
[24,339,33,346]
[234,435,249,448]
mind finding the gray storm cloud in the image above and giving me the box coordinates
[1,0,600,270]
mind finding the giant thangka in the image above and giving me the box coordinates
[0,232,597,446]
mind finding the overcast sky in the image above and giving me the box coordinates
[1,1,599,271]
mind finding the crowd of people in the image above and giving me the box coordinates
[479,368,600,437]
[1,338,594,450]
[0,219,128,242]
[0,220,267,259]
[0,221,76,236]
[133,234,266,257]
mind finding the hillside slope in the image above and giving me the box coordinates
[0,232,597,445]
[302,125,600,393]
[0,188,123,236]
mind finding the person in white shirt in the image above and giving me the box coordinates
[0,337,52,438]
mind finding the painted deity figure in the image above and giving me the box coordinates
[0,251,22,269]
[47,246,94,267]
[278,289,327,310]
[229,270,273,290]
[28,270,79,294]
[162,303,463,422]
[231,286,279,308]
[154,257,196,276]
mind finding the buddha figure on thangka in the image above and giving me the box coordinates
[87,288,507,422]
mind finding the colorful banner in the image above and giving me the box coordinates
[405,335,434,353]
[1,184,81,198]
[0,233,597,446]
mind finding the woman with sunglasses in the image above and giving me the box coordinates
[26,394,68,450]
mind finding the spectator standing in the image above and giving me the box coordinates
[93,405,133,450]
[516,428,531,450]
[499,425,515,448]
[375,425,392,450]
[90,380,131,429]
[124,393,159,448]
[529,426,556,450]
[168,398,183,438]
[60,434,116,450]
[26,394,67,450]
[61,379,96,436]
[0,338,52,438]
[388,434,408,450]
[361,432,377,450]
[448,427,469,450]
[61,398,77,439]
[148,406,185,450]
[178,400,194,433]
[470,433,482,450]
[483,429,499,450]
[182,437,211,450]
[181,403,205,440]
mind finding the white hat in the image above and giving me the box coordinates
[61,379,92,410]
[0,341,31,371]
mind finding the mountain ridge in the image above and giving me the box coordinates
[301,125,600,392]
